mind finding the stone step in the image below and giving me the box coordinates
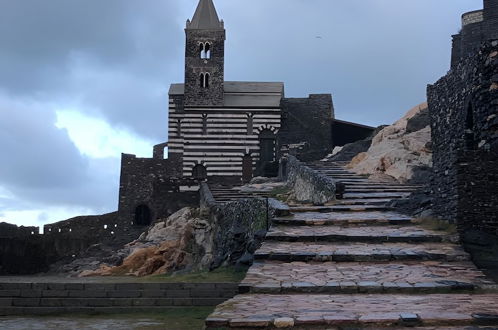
[273,211,413,226]
[336,198,396,205]
[239,260,493,294]
[289,205,393,212]
[206,294,498,328]
[266,225,448,243]
[255,241,470,262]
[343,192,412,199]
[346,188,417,193]
[344,183,421,188]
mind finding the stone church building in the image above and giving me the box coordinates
[118,0,374,225]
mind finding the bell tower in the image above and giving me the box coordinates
[184,0,225,106]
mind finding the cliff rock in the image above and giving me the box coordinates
[347,103,432,183]
[80,207,215,277]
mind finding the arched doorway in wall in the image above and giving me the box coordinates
[242,154,253,183]
[259,129,276,163]
[192,164,208,181]
[134,205,152,226]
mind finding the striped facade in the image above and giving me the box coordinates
[168,82,284,181]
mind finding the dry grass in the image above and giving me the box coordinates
[414,216,457,234]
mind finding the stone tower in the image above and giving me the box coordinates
[484,0,498,39]
[184,0,226,106]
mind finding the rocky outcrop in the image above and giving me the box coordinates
[328,125,387,162]
[347,103,432,183]
[80,208,215,277]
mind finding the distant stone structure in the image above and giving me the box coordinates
[428,0,498,270]
[118,0,374,226]
[451,0,498,69]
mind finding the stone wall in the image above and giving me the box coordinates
[118,153,196,225]
[0,281,237,315]
[279,94,334,161]
[428,40,498,226]
[282,155,336,205]
[428,40,498,270]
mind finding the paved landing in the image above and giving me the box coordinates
[206,294,498,328]
[274,211,413,226]
[255,241,470,262]
[240,260,493,293]
[267,225,447,243]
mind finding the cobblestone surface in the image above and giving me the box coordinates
[274,211,413,225]
[255,241,470,262]
[241,260,493,293]
[266,225,448,242]
[207,294,498,327]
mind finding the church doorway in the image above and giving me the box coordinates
[242,154,253,183]
[134,205,152,226]
[192,164,208,181]
[259,129,276,163]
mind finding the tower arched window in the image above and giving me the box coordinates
[205,73,210,88]
[199,73,205,88]
[205,43,211,59]
[200,42,212,59]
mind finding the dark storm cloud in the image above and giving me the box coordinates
[0,94,118,212]
[0,0,184,140]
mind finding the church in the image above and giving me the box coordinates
[117,0,374,224]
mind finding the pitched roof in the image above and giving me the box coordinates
[187,0,223,30]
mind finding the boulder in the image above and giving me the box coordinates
[347,103,432,183]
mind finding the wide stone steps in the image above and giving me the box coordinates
[344,192,412,199]
[239,260,493,294]
[289,205,393,212]
[254,241,470,262]
[206,160,498,328]
[206,294,498,328]
[266,225,447,243]
[273,211,413,226]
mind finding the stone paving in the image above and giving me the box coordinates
[273,210,413,225]
[206,161,498,328]
[255,241,470,262]
[240,261,493,293]
[266,225,447,242]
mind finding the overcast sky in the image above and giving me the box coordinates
[0,0,480,228]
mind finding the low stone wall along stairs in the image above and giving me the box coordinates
[0,280,237,315]
[206,161,498,329]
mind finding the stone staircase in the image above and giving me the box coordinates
[206,161,498,328]
[209,186,272,204]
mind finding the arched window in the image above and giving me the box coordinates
[200,73,205,88]
[199,43,205,58]
[247,113,254,135]
[205,73,210,88]
[134,205,152,226]
[177,119,182,136]
[200,42,212,59]
[205,43,211,59]
[202,114,208,135]
[192,164,208,181]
